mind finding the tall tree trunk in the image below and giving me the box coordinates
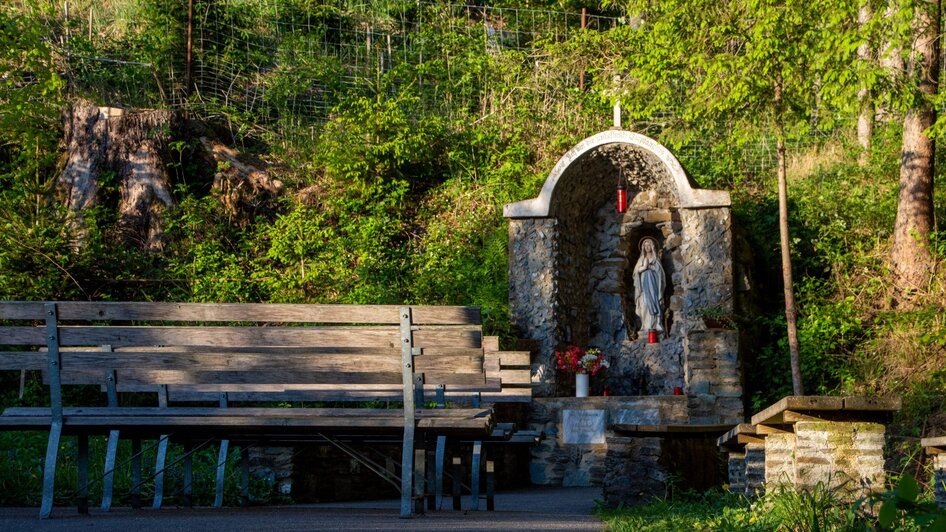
[891,0,939,296]
[775,83,804,396]
[857,2,874,165]
[876,0,905,122]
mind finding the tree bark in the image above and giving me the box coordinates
[199,137,283,226]
[856,2,874,164]
[57,100,176,250]
[891,0,939,296]
[59,100,110,248]
[876,0,905,122]
[774,79,804,395]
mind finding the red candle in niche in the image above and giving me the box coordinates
[647,330,658,343]
[673,386,683,396]
[616,185,627,213]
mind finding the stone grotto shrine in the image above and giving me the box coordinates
[503,129,746,503]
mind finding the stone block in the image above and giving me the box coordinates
[793,421,886,497]
[744,442,765,497]
[764,432,796,488]
[727,452,746,493]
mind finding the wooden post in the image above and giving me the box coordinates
[452,456,462,511]
[579,8,587,92]
[185,0,194,97]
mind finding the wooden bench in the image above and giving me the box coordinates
[920,436,946,509]
[750,395,900,497]
[0,301,532,518]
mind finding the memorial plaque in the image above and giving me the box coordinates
[563,409,606,444]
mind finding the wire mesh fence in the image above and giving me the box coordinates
[45,0,850,178]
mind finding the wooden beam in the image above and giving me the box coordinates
[0,302,481,325]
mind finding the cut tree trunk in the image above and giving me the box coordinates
[58,100,110,248]
[57,100,176,250]
[891,0,939,296]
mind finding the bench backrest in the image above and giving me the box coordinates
[0,302,504,404]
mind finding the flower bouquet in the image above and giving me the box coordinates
[555,345,608,397]
[554,345,609,375]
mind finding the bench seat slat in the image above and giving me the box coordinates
[52,351,483,373]
[2,407,492,418]
[2,325,481,349]
[0,302,480,325]
[55,369,487,386]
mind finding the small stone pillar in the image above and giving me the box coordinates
[794,421,885,493]
[744,442,765,497]
[716,423,764,496]
[726,451,746,493]
[763,432,797,488]
[752,396,899,500]
[921,436,946,508]
[934,454,946,509]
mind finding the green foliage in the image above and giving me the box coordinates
[856,474,946,531]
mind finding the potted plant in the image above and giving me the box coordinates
[694,306,737,330]
[554,345,609,397]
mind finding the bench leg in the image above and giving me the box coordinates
[452,456,462,511]
[152,435,169,510]
[39,420,63,519]
[413,447,426,515]
[77,434,89,515]
[434,436,446,510]
[214,440,229,508]
[131,438,142,509]
[426,442,436,511]
[183,441,193,508]
[486,460,495,511]
[470,441,482,511]
[240,446,250,507]
[101,430,120,511]
[399,428,415,518]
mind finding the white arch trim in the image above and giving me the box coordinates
[503,129,730,219]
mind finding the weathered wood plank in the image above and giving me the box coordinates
[485,351,531,367]
[3,406,491,418]
[54,351,482,374]
[58,368,487,386]
[0,352,46,370]
[842,396,901,412]
[750,396,845,426]
[0,302,481,325]
[0,327,46,345]
[482,336,499,352]
[498,369,532,385]
[5,325,479,349]
[922,436,946,453]
[612,424,733,435]
[716,423,756,448]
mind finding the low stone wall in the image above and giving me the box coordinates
[528,396,687,486]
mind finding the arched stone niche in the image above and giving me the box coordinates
[505,130,742,422]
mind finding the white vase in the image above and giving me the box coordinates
[575,373,589,397]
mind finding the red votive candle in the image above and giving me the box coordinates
[616,187,627,213]
[647,330,658,343]
[673,386,683,396]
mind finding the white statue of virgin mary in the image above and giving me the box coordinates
[633,237,665,334]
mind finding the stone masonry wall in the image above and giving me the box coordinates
[508,218,559,396]
[793,421,885,497]
[684,329,743,424]
[528,396,687,486]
